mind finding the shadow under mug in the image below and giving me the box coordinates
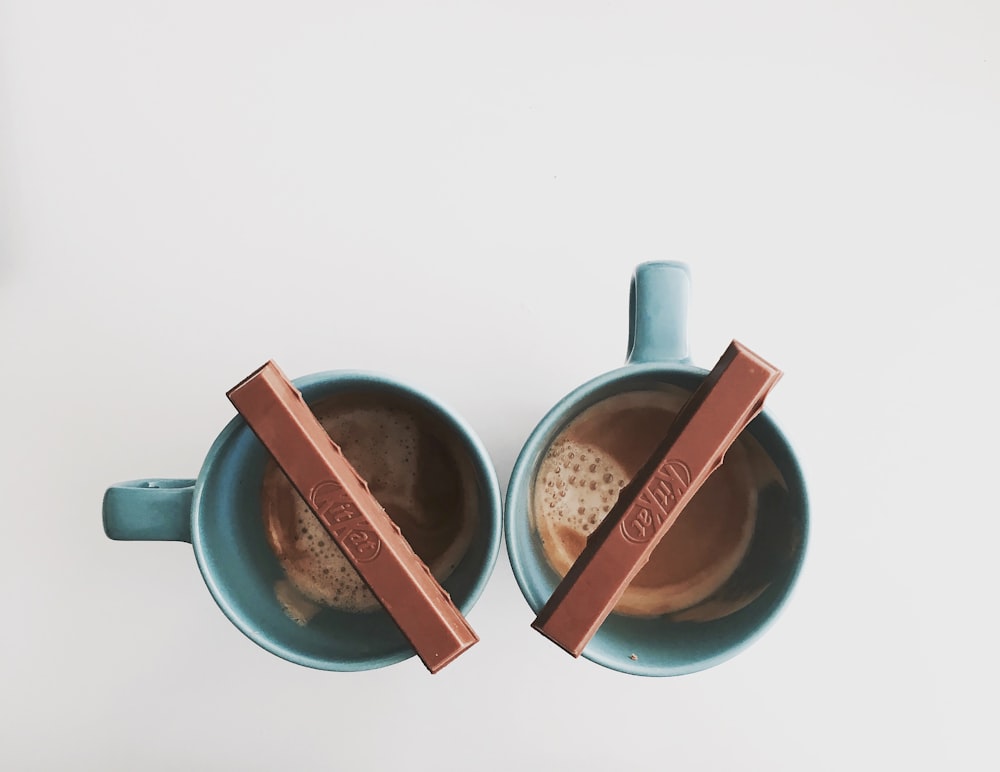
[505,261,808,676]
[103,371,503,671]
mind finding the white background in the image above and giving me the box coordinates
[1,1,998,769]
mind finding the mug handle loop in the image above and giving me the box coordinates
[626,261,692,365]
[103,479,195,542]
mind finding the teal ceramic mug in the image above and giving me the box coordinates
[505,262,808,676]
[104,371,502,671]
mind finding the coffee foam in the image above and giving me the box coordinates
[534,440,628,554]
[532,388,757,617]
[263,398,477,617]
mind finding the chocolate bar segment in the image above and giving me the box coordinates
[532,341,781,657]
[228,361,478,673]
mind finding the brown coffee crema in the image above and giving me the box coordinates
[532,388,758,617]
[262,395,477,619]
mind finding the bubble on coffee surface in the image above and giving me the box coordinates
[531,388,758,618]
[535,440,627,557]
[263,398,476,619]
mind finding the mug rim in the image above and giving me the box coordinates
[192,369,504,671]
[504,361,809,676]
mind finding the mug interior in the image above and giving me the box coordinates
[505,365,808,676]
[192,372,501,671]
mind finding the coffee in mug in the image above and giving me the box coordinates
[262,392,479,621]
[532,385,760,617]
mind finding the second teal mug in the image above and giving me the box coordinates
[505,261,808,676]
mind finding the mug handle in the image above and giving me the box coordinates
[103,479,196,542]
[626,261,692,365]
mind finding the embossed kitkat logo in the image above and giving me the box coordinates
[309,479,382,562]
[620,460,692,544]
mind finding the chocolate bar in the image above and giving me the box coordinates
[532,341,781,656]
[228,361,478,673]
